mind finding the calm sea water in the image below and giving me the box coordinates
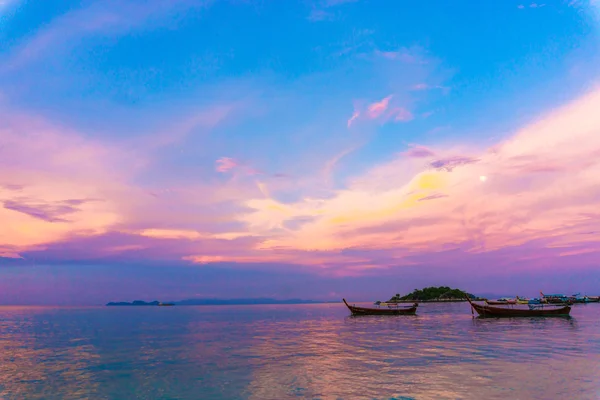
[1,302,599,400]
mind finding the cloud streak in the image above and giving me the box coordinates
[3,0,213,70]
[347,95,414,127]
[2,198,98,223]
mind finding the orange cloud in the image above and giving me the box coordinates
[239,87,600,273]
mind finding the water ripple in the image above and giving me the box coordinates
[0,303,599,399]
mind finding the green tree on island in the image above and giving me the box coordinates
[387,286,476,302]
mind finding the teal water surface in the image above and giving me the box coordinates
[1,302,599,399]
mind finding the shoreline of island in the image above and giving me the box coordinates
[377,286,484,304]
[106,289,487,307]
[106,298,338,306]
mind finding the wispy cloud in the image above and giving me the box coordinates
[517,3,546,8]
[145,104,234,150]
[374,49,420,63]
[3,0,212,70]
[323,0,358,5]
[308,0,358,22]
[348,95,413,127]
[402,145,436,158]
[0,0,18,12]
[429,156,480,172]
[216,157,240,173]
[347,110,360,127]
[418,193,449,202]
[411,83,451,94]
[307,9,333,21]
[2,198,99,223]
[366,95,392,118]
[215,157,267,177]
[373,46,430,64]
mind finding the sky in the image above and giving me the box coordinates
[1,0,600,304]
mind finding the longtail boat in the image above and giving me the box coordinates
[343,299,418,316]
[540,292,573,305]
[515,296,530,304]
[569,294,594,304]
[587,296,600,303]
[485,297,516,305]
[466,296,571,318]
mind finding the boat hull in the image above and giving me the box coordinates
[343,299,417,316]
[469,300,571,318]
[486,300,516,305]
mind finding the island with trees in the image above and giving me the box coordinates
[383,286,481,303]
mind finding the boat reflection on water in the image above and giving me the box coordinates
[242,303,597,400]
[470,313,578,330]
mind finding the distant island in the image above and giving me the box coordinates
[176,298,329,305]
[383,286,481,303]
[106,298,331,306]
[106,300,174,306]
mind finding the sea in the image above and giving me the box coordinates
[1,302,599,400]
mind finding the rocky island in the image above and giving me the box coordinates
[383,286,482,303]
[106,300,174,306]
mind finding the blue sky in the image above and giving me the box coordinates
[1,0,600,304]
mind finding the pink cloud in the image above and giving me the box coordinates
[214,157,266,177]
[347,110,360,127]
[367,95,392,118]
[348,95,413,127]
[0,106,262,261]
[215,157,239,173]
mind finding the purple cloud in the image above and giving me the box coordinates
[418,193,449,202]
[429,156,480,171]
[2,198,98,223]
[402,146,436,158]
[1,184,24,191]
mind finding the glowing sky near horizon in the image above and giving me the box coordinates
[1,0,600,303]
